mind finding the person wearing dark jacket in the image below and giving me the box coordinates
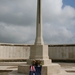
[35,60,42,75]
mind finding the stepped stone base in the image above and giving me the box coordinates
[27,45,51,65]
[9,71,25,75]
[9,63,68,75]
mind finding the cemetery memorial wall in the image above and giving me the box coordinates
[0,44,75,61]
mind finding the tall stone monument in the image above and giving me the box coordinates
[9,0,68,75]
[27,0,51,65]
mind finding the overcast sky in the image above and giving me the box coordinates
[0,0,75,44]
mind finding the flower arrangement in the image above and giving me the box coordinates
[32,60,42,66]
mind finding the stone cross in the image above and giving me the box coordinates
[35,0,44,45]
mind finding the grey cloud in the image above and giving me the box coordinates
[0,0,36,26]
[0,23,36,43]
[0,0,75,44]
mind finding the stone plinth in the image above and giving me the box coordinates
[9,63,68,75]
[27,45,51,65]
[18,64,61,74]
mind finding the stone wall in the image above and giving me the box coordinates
[48,44,75,60]
[0,43,75,61]
[0,44,30,60]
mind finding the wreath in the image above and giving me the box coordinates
[32,60,42,66]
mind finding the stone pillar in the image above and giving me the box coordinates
[35,0,44,45]
[27,0,51,65]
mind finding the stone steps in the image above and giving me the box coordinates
[9,71,25,75]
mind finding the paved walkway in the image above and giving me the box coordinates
[58,63,75,75]
[0,62,26,66]
[58,63,75,72]
[0,62,75,75]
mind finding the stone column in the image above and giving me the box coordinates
[27,0,51,65]
[35,0,44,45]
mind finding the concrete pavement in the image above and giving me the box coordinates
[0,62,75,75]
